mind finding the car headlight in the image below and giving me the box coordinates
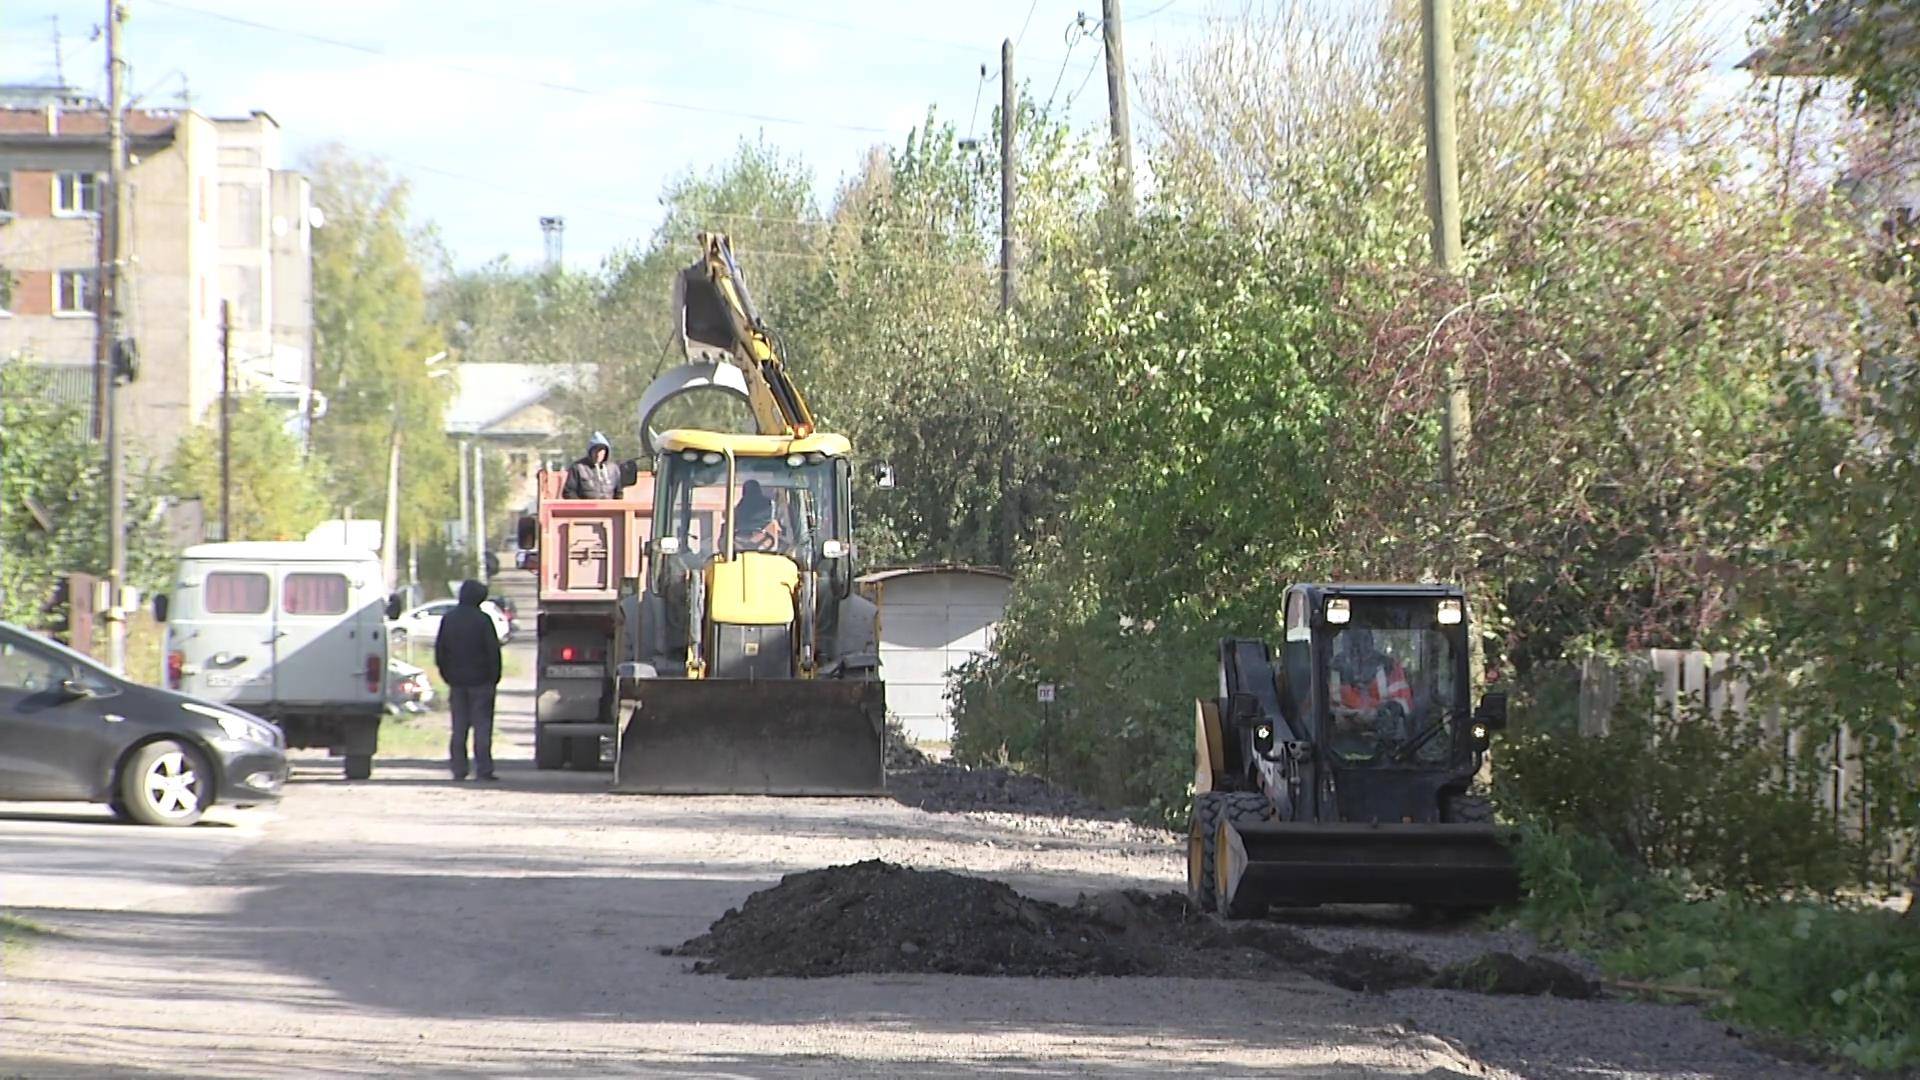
[184,702,278,745]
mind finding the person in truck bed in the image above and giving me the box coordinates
[563,432,623,499]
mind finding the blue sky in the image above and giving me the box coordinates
[3,1,1767,272]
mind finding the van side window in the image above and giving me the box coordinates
[205,572,270,615]
[283,573,349,616]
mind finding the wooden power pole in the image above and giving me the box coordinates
[1102,0,1134,211]
[1000,38,1016,316]
[103,0,130,673]
[1423,0,1470,491]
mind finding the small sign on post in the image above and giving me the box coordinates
[1037,683,1056,703]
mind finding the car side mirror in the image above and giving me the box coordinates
[151,594,169,623]
[385,594,405,620]
[59,678,97,700]
[1475,691,1509,731]
[517,514,539,550]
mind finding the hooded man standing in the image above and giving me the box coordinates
[563,432,623,499]
[435,579,504,781]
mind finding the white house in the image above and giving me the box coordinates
[857,566,1014,743]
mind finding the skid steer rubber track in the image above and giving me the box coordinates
[614,678,886,795]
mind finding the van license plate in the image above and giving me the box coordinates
[545,664,601,679]
[205,672,267,688]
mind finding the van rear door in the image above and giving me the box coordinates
[186,567,278,706]
[274,567,383,709]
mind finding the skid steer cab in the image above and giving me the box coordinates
[1190,583,1520,918]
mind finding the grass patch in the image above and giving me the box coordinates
[1516,826,1920,1071]
[1,913,54,961]
[378,714,449,759]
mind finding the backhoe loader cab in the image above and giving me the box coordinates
[619,427,884,795]
[1191,583,1519,917]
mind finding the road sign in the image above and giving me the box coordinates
[1037,683,1056,704]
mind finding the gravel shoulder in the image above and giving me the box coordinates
[0,618,1835,1079]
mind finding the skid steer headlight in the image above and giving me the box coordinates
[1470,722,1490,749]
[1438,599,1463,625]
[1326,598,1350,625]
[1253,723,1275,753]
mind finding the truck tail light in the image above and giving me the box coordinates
[166,650,184,689]
[553,645,605,663]
[365,654,382,693]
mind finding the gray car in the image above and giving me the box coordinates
[0,621,288,826]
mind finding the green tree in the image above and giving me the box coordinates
[307,145,455,544]
[168,395,329,541]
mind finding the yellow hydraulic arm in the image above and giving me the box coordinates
[674,231,817,440]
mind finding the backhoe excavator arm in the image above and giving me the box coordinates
[673,231,816,439]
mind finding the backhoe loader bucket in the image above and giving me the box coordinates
[614,678,886,795]
[1218,821,1520,918]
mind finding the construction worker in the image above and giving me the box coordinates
[732,479,782,551]
[1330,627,1414,748]
[563,433,623,499]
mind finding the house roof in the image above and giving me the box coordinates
[444,362,590,437]
[856,565,1015,585]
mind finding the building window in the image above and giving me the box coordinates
[219,265,262,328]
[55,270,95,315]
[0,173,12,218]
[54,172,100,216]
[220,182,261,248]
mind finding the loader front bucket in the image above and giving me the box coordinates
[1218,821,1521,918]
[614,678,886,795]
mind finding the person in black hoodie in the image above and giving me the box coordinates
[434,579,504,781]
[562,432,622,499]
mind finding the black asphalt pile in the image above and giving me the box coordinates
[886,762,1121,819]
[674,861,1600,1001]
[883,722,931,772]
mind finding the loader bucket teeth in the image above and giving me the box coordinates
[615,679,886,795]
[1218,821,1521,918]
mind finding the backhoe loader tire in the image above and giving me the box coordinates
[1189,791,1277,914]
[1442,792,1494,824]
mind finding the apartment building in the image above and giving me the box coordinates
[0,86,315,458]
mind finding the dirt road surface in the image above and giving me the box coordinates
[1,594,1825,1078]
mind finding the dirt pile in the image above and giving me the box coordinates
[883,722,931,772]
[674,861,1598,1001]
[887,762,1121,819]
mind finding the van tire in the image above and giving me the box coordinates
[344,754,373,780]
[565,737,600,770]
[535,731,563,770]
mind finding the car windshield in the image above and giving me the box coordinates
[1325,600,1460,765]
[657,451,837,559]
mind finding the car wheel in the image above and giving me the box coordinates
[119,740,210,826]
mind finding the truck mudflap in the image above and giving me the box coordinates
[614,678,886,795]
[1218,821,1521,918]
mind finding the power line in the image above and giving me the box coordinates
[144,0,896,135]
[1012,0,1042,52]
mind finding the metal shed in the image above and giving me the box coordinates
[857,566,1014,743]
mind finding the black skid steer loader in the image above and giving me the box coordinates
[1189,583,1521,918]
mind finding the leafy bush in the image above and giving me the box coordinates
[1516,825,1920,1071]
[1498,677,1858,896]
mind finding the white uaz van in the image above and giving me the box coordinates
[157,542,401,779]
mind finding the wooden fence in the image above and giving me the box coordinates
[1575,649,1906,875]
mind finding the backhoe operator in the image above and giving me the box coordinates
[1329,627,1413,751]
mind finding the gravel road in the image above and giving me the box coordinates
[0,580,1841,1078]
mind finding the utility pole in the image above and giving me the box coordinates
[1422,0,1469,490]
[219,300,232,541]
[999,38,1016,316]
[472,443,487,584]
[1101,0,1134,212]
[102,0,130,673]
[381,427,401,590]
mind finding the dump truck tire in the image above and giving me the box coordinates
[1443,793,1494,824]
[1189,791,1275,913]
